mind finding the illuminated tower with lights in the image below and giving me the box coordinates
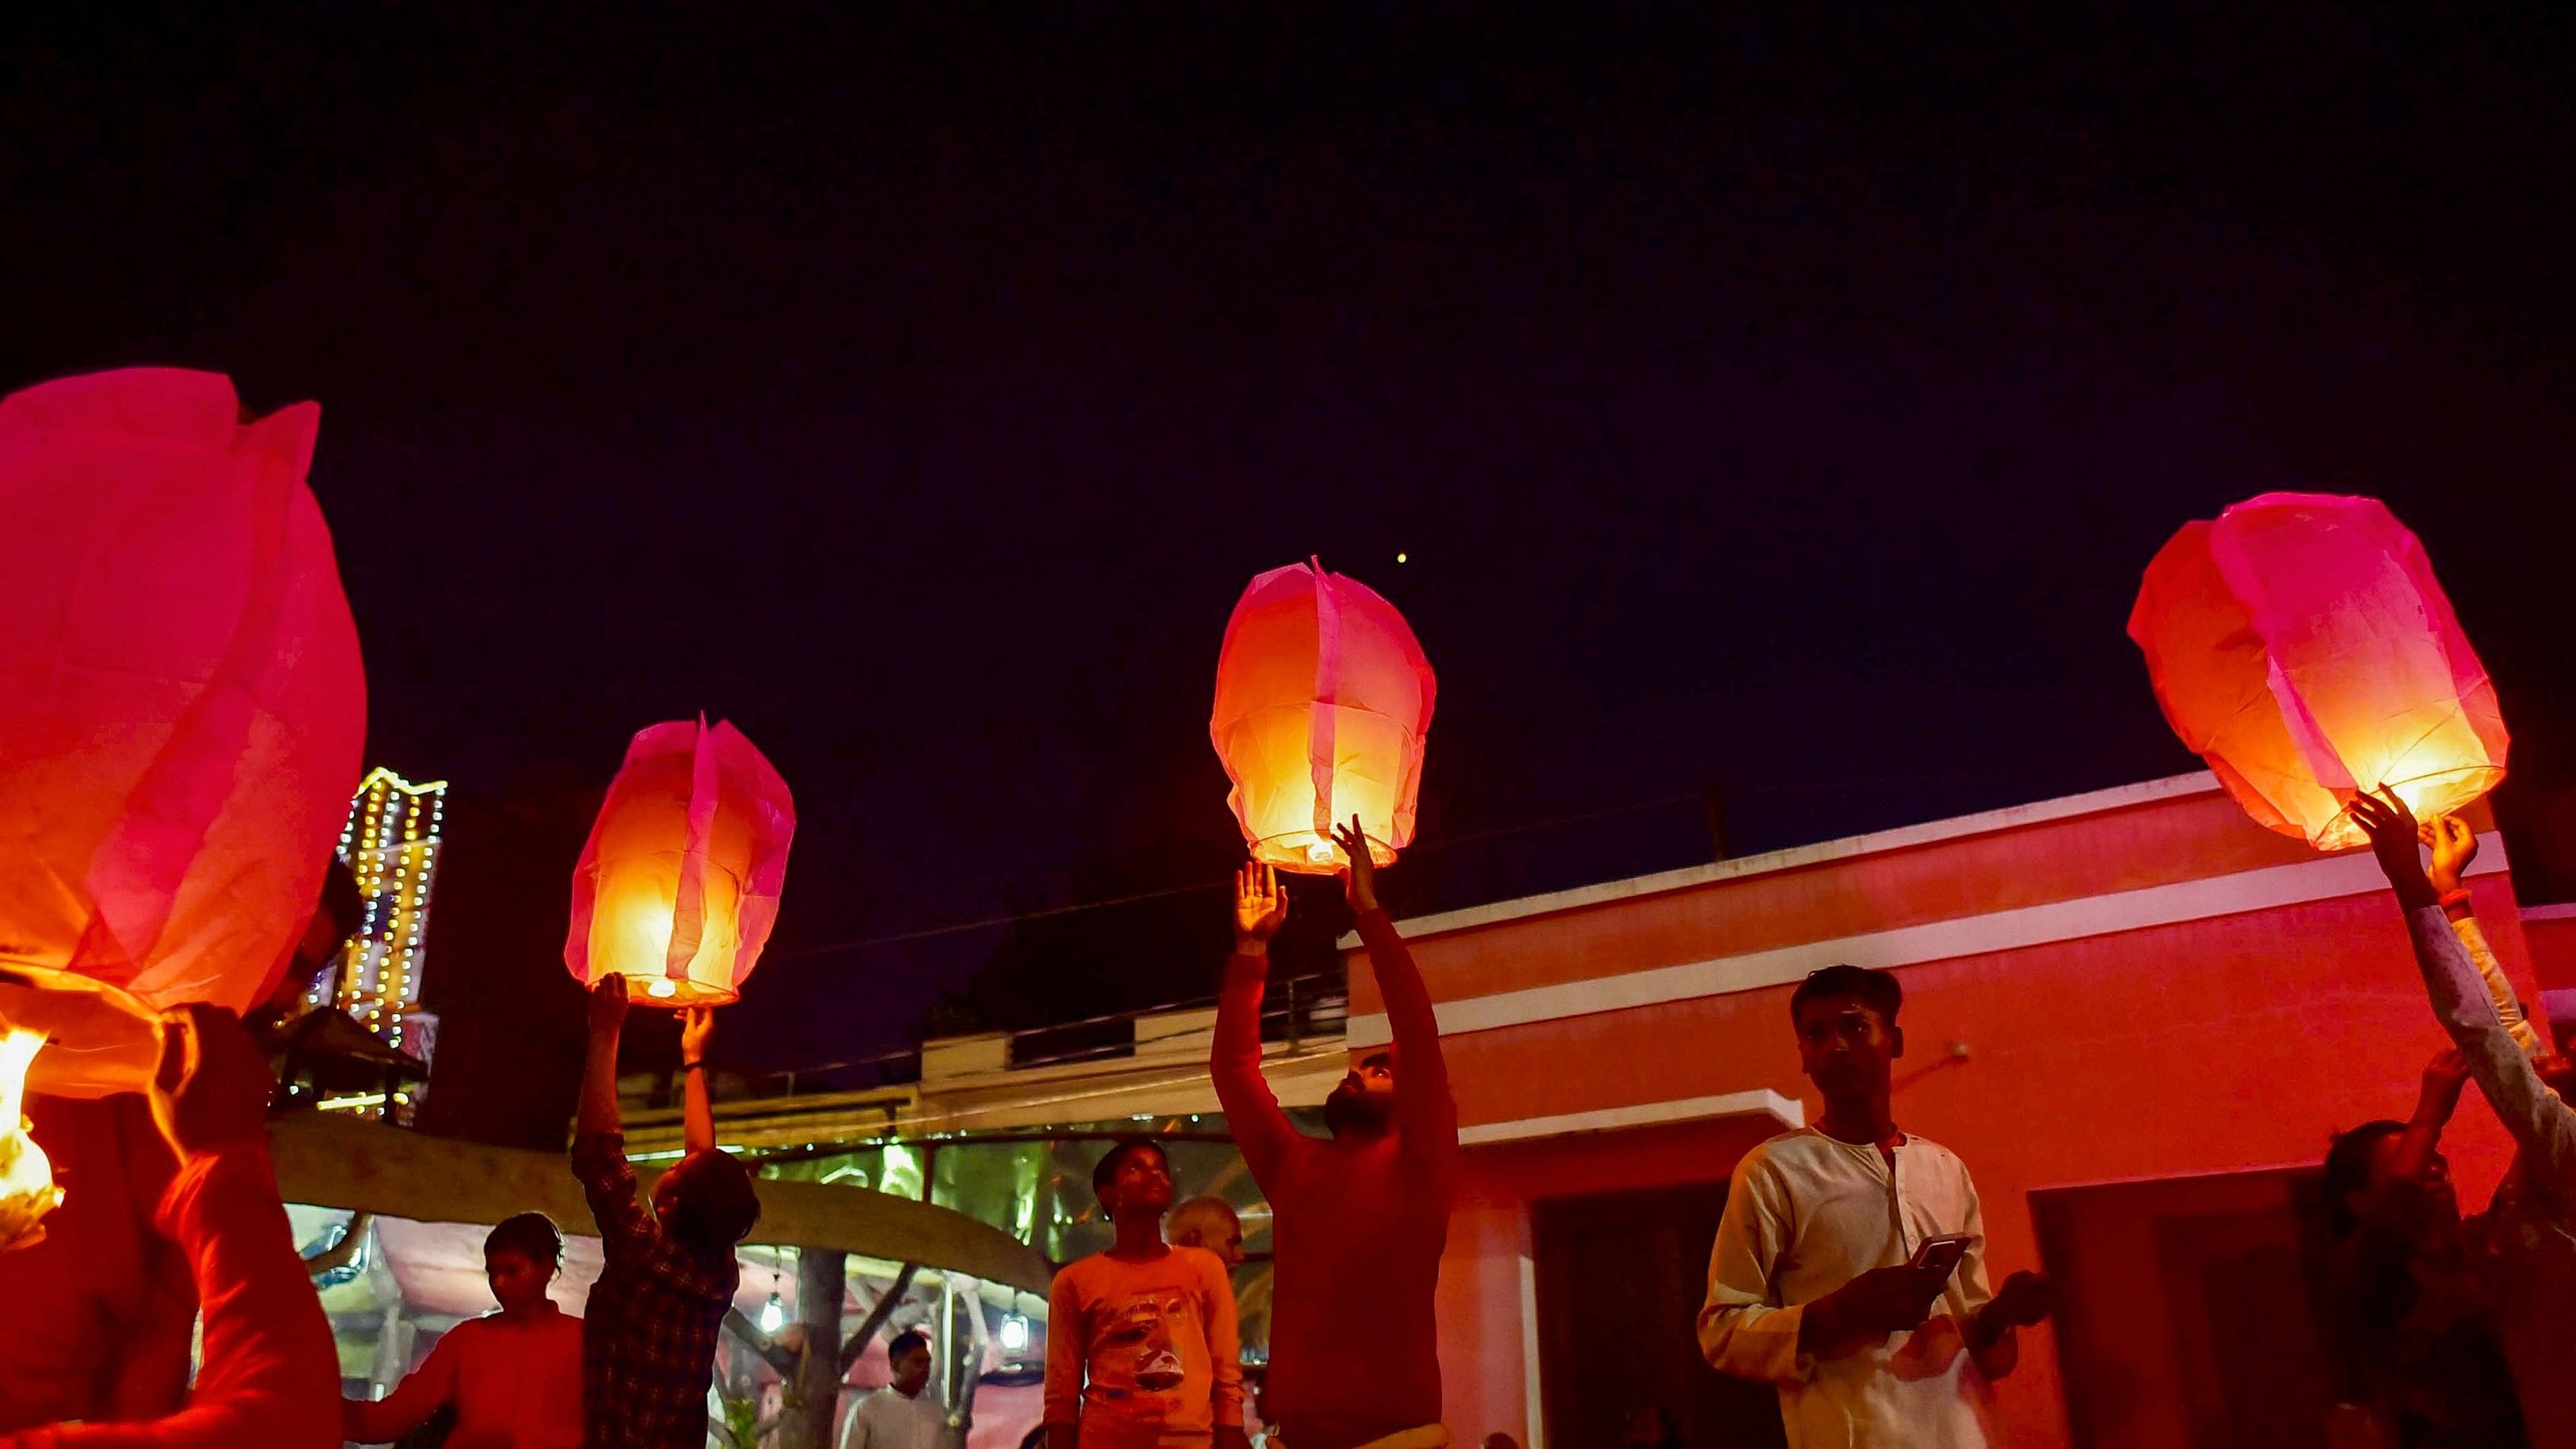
[324,768,449,1059]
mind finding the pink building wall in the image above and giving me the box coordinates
[1344,774,2543,1447]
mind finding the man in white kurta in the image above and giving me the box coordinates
[1699,966,2051,1449]
[846,1330,958,1449]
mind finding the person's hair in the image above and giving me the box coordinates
[1789,964,1902,1028]
[320,857,364,940]
[887,1328,931,1362]
[2322,1119,2407,1237]
[661,1148,762,1258]
[1091,1137,1170,1201]
[485,1211,563,1267]
[1166,1195,1239,1242]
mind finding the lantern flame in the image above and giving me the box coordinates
[2129,492,2508,851]
[0,1028,63,1251]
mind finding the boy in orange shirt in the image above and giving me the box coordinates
[1044,1139,1246,1449]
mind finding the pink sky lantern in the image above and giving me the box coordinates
[565,718,795,1008]
[2128,491,2508,852]
[1211,558,1437,873]
[0,368,367,1021]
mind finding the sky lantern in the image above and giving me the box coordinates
[1211,558,1437,873]
[2127,491,2508,852]
[565,718,796,1007]
[0,367,365,1241]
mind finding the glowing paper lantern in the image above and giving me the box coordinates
[2128,491,2507,851]
[0,368,367,1013]
[1211,558,1436,873]
[565,718,795,1007]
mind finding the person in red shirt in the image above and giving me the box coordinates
[1,1004,341,1449]
[343,1211,586,1449]
[1211,818,1458,1449]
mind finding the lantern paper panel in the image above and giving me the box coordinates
[565,718,796,1007]
[2127,491,2506,851]
[0,368,368,1018]
[1211,559,1436,873]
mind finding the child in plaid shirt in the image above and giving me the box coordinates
[573,976,763,1449]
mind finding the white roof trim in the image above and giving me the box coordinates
[1457,1088,1804,1147]
[1346,772,2224,948]
[1350,832,2506,1049]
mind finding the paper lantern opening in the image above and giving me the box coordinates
[565,718,796,1007]
[2127,492,2508,851]
[1211,559,1437,874]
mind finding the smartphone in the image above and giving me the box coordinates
[1908,1233,1973,1282]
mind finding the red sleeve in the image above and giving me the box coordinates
[1211,952,1302,1188]
[6,1143,340,1449]
[1359,911,1457,1186]
[108,1103,195,1421]
[343,1325,464,1442]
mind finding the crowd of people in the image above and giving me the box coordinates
[2,785,2571,1449]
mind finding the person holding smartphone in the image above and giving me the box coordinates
[1697,965,2054,1447]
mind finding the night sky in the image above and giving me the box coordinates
[6,4,2571,1096]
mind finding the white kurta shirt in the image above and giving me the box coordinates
[1698,1127,1997,1449]
[844,1384,956,1449]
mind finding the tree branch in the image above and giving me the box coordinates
[723,1307,797,1377]
[838,1261,923,1374]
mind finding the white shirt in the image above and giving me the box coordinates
[844,1384,955,1449]
[1698,1127,1997,1449]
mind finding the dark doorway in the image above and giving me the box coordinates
[2033,1167,2340,1449]
[1531,1180,1788,1449]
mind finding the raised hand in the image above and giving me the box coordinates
[2415,1046,2471,1125]
[2421,813,2479,897]
[1233,861,1288,952]
[1332,816,1380,916]
[588,974,631,1038]
[2350,788,2437,910]
[680,1005,716,1065]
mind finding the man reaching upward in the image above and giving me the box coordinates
[1212,818,1458,1449]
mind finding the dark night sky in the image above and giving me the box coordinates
[5,3,2572,1079]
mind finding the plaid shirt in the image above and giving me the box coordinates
[573,1132,740,1449]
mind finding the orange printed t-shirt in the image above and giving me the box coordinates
[1043,1246,1242,1449]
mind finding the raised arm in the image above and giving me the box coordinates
[1334,819,1455,1176]
[2355,791,2576,1211]
[2423,814,2544,1056]
[1212,860,1302,1183]
[680,1005,717,1154]
[570,977,655,1258]
[578,974,629,1140]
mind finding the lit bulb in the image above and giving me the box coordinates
[759,1293,784,1334]
[999,1313,1030,1353]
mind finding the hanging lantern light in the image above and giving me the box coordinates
[565,718,796,1007]
[1211,558,1437,873]
[0,367,363,1243]
[2128,491,2508,851]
